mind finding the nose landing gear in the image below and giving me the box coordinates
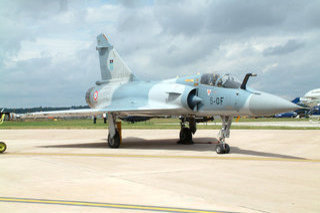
[216,116,233,154]
[215,143,230,154]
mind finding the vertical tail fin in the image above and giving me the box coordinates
[96,33,136,82]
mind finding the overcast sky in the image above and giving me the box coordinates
[1,0,320,108]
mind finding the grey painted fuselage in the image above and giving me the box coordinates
[22,33,299,120]
[83,33,299,119]
[87,76,297,118]
[15,33,302,154]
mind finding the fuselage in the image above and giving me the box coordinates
[86,73,299,117]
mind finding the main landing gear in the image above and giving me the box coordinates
[107,113,121,148]
[216,116,232,154]
[106,113,233,155]
[178,117,196,144]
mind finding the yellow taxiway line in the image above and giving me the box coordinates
[4,152,320,163]
[0,197,225,213]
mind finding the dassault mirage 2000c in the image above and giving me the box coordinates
[21,33,300,154]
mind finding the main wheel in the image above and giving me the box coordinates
[0,142,7,153]
[108,130,121,148]
[179,127,193,144]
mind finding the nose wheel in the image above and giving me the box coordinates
[215,143,230,154]
[0,142,7,153]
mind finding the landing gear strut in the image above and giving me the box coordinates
[107,113,121,148]
[178,117,196,144]
[216,116,232,154]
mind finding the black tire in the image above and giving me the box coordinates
[0,142,7,153]
[215,144,225,154]
[224,143,230,154]
[179,127,193,144]
[108,130,121,148]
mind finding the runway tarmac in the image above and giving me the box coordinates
[1,129,320,212]
[165,121,320,128]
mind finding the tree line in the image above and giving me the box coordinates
[2,105,90,114]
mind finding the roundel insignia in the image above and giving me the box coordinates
[93,91,98,101]
[207,89,212,96]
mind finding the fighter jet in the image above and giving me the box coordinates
[20,33,300,154]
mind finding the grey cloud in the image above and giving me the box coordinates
[118,0,149,8]
[60,0,68,12]
[282,1,320,32]
[153,0,318,36]
[1,1,60,19]
[1,44,98,107]
[152,35,220,68]
[154,1,206,36]
[254,63,320,98]
[117,7,155,34]
[1,0,320,107]
[206,0,286,34]
[0,0,72,65]
[263,40,305,56]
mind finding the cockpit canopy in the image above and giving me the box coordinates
[200,73,241,89]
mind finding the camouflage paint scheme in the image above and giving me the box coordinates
[21,33,300,153]
[81,34,298,118]
[23,33,299,119]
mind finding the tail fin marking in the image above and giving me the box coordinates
[96,33,136,82]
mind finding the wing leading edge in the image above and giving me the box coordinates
[18,104,183,119]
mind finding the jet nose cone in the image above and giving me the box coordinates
[249,92,301,116]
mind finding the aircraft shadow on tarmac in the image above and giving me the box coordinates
[39,137,305,160]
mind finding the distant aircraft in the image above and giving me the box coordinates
[18,33,300,154]
[299,88,320,108]
[274,111,298,118]
[275,97,305,118]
